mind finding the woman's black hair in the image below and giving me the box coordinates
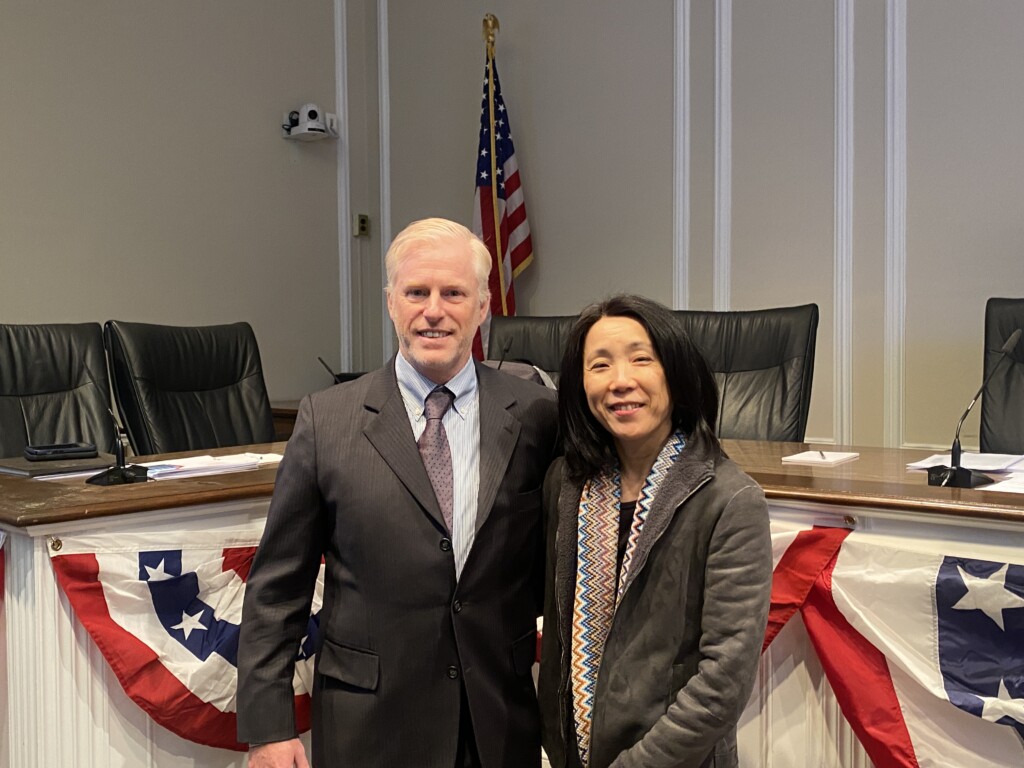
[558,294,721,482]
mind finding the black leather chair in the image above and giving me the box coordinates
[674,304,819,442]
[0,323,116,458]
[104,320,275,456]
[486,315,577,385]
[980,298,1024,454]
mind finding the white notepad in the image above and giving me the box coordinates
[782,450,860,467]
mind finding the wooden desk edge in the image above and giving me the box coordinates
[758,483,1024,524]
[0,442,286,529]
[5,439,1024,529]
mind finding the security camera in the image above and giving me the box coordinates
[297,102,326,135]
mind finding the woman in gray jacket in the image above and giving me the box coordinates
[539,294,772,768]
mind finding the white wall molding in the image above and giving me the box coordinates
[673,0,691,310]
[834,0,854,445]
[378,0,394,361]
[334,0,353,370]
[885,0,907,448]
[713,0,732,310]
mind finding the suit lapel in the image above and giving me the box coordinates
[362,360,447,531]
[475,363,520,534]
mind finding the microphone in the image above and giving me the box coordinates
[316,355,362,385]
[928,328,1022,488]
[77,351,148,485]
[496,336,513,371]
[86,409,149,486]
[318,355,342,383]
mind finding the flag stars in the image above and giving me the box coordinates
[479,171,489,181]
[480,148,488,157]
[978,679,1024,726]
[951,563,1024,630]
[144,560,172,582]
[171,610,207,640]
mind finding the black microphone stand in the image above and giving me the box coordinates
[318,355,363,384]
[930,413,993,489]
[86,411,148,486]
[928,328,1022,488]
[496,336,513,370]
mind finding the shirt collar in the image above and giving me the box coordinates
[395,353,478,418]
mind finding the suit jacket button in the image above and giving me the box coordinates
[452,600,462,613]
[447,665,459,679]
[440,538,452,552]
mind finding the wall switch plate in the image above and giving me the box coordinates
[354,214,370,238]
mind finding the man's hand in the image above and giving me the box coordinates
[247,739,309,768]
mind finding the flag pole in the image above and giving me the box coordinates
[482,13,509,315]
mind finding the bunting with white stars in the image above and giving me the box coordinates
[49,528,324,751]
[471,40,534,359]
[768,526,1024,767]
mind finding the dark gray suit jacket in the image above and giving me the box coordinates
[238,359,559,767]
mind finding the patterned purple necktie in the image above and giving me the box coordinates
[418,387,455,533]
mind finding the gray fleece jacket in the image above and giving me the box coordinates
[539,441,772,768]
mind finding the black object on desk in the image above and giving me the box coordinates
[0,453,115,478]
[24,442,98,461]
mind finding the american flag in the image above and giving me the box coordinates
[472,48,534,359]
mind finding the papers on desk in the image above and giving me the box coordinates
[140,452,283,480]
[905,453,1024,473]
[984,473,1024,494]
[782,450,860,467]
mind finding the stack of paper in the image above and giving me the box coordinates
[141,452,283,480]
[905,453,1024,472]
[984,474,1024,494]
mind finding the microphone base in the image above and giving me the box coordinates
[86,464,149,486]
[926,465,993,489]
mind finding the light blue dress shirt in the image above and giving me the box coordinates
[395,353,481,578]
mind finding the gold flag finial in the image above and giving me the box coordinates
[483,14,499,47]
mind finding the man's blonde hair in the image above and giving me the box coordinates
[384,218,492,303]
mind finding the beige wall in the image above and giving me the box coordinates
[904,0,1024,448]
[0,1,341,400]
[375,0,1024,449]
[8,2,1022,447]
[727,1,837,441]
[385,0,676,316]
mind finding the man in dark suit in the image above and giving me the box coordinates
[237,218,559,768]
